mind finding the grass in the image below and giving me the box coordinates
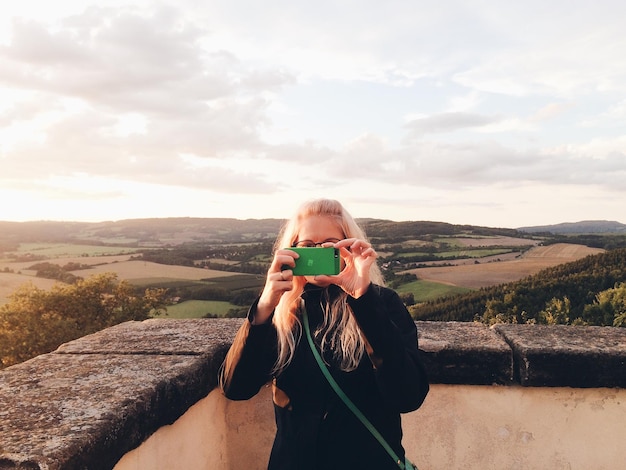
[395,251,436,258]
[204,274,265,290]
[434,248,513,258]
[396,279,473,303]
[156,300,239,318]
[433,237,464,247]
[130,278,208,289]
[394,248,513,260]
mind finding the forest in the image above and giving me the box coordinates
[411,248,626,327]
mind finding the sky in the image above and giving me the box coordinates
[1,0,625,229]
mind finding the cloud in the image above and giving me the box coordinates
[316,130,626,195]
[452,16,626,98]
[580,99,626,130]
[404,112,504,137]
[1,8,293,111]
[1,0,625,226]
[0,5,296,192]
[529,103,576,123]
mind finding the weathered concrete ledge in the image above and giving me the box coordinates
[0,319,242,470]
[493,324,626,387]
[417,321,513,385]
[1,319,625,469]
[420,322,626,388]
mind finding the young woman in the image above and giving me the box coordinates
[220,199,429,470]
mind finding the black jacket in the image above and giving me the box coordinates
[221,284,429,470]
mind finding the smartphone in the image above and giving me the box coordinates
[285,247,341,276]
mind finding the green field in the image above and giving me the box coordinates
[434,248,512,258]
[395,248,512,260]
[159,281,472,317]
[396,279,472,303]
[156,300,241,318]
[130,274,264,290]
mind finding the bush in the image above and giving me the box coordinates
[0,273,168,369]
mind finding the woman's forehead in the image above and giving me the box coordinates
[297,215,344,239]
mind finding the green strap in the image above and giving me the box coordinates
[302,308,407,470]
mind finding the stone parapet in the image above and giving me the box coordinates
[493,323,626,387]
[417,321,513,385]
[1,319,625,469]
[0,319,242,470]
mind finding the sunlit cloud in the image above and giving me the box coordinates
[1,0,625,227]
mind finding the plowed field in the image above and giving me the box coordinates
[0,274,59,305]
[405,243,604,289]
[0,256,239,304]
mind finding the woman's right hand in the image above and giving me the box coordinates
[253,249,298,324]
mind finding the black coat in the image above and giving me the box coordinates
[221,284,429,470]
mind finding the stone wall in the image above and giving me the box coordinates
[1,319,625,469]
[114,383,626,470]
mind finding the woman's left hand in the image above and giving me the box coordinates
[317,238,377,298]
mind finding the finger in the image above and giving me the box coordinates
[338,243,373,259]
[353,242,374,258]
[354,240,371,251]
[360,247,377,258]
[263,271,293,300]
[334,238,357,249]
[271,251,298,271]
[274,248,299,258]
[337,245,352,255]
[268,269,291,282]
[337,246,353,262]
[279,269,293,281]
[277,248,300,258]
[338,238,370,253]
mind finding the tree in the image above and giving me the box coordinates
[478,298,514,326]
[0,273,168,369]
[583,282,626,327]
[399,292,415,307]
[538,297,572,325]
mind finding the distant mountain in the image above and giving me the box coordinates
[0,218,285,245]
[2,217,625,246]
[518,220,626,234]
[0,217,526,247]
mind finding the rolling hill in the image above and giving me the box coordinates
[518,220,626,234]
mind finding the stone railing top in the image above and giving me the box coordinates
[1,319,625,469]
[417,321,626,388]
[0,319,242,470]
[492,323,626,387]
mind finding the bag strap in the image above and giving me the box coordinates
[301,306,409,470]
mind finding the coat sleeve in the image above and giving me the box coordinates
[220,300,278,400]
[347,284,429,413]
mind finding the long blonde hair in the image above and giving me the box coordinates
[272,199,384,374]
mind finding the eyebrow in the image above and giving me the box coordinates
[292,237,342,246]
